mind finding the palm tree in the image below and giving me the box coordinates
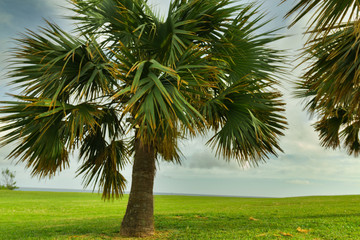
[0,0,286,236]
[285,0,360,155]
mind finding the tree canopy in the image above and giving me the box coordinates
[286,0,360,156]
[1,0,288,235]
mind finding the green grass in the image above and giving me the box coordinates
[0,190,360,239]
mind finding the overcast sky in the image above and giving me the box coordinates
[1,0,360,198]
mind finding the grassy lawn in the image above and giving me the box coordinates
[0,190,359,239]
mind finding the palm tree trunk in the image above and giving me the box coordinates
[120,137,156,237]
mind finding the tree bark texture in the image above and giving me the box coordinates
[120,137,156,237]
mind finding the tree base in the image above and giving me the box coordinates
[120,227,155,237]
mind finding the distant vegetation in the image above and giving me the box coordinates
[1,191,360,239]
[0,168,18,190]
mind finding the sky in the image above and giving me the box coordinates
[0,0,359,198]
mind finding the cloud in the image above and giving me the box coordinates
[180,138,241,170]
[0,11,12,26]
[287,179,311,185]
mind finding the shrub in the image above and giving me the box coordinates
[0,168,18,190]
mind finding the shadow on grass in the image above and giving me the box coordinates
[3,216,172,240]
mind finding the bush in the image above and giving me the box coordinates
[0,168,18,190]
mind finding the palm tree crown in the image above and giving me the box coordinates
[1,0,286,198]
[286,0,360,155]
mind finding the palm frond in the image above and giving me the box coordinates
[10,21,118,103]
[296,21,360,123]
[78,136,129,199]
[206,80,286,165]
[285,0,360,34]
[289,0,360,156]
[312,107,360,156]
[0,97,69,178]
[70,0,157,47]
[0,96,123,178]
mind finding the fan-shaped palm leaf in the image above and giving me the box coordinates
[285,0,360,34]
[287,0,360,155]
